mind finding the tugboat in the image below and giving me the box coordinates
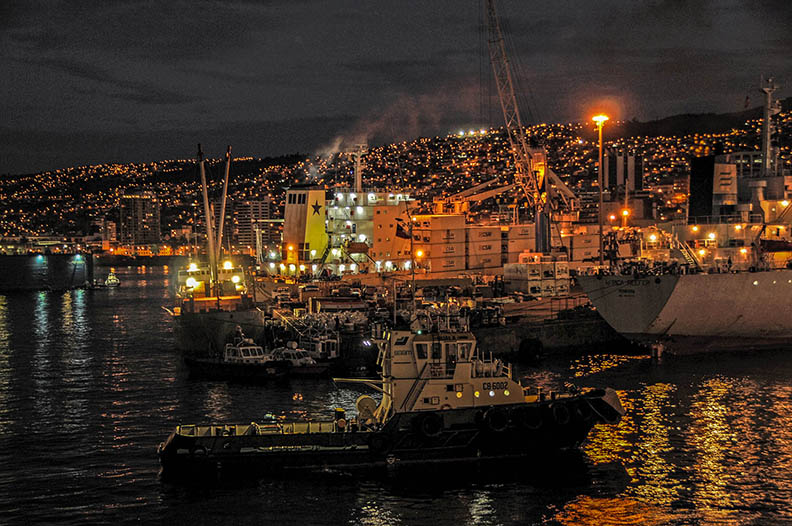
[158,313,624,479]
[183,328,289,382]
[104,272,121,287]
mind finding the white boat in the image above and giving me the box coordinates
[578,269,792,353]
[272,342,330,376]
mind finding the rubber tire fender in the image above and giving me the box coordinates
[551,402,571,426]
[415,412,444,438]
[189,445,208,457]
[483,407,509,432]
[368,434,393,456]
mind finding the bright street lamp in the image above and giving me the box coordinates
[593,114,609,268]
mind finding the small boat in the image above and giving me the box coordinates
[273,342,330,377]
[183,337,289,382]
[158,312,624,480]
[105,272,121,287]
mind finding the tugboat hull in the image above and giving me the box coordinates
[158,391,621,480]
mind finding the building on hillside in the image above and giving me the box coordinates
[119,190,160,246]
[603,150,644,192]
[234,198,278,254]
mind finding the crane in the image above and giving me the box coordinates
[484,0,577,253]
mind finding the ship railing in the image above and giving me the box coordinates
[281,421,337,434]
[470,351,510,379]
[687,214,765,225]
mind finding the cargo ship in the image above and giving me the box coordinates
[578,269,792,353]
[157,312,624,479]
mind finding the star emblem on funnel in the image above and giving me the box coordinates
[311,200,322,215]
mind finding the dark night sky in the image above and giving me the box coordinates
[1,0,790,175]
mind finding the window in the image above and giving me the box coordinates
[431,342,442,360]
[446,343,457,364]
[415,343,428,359]
[458,342,472,360]
[443,246,455,253]
[480,231,492,238]
[481,244,491,250]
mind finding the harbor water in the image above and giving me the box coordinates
[1,266,791,525]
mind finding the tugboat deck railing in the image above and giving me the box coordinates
[177,420,342,438]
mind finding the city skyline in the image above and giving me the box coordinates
[2,0,791,175]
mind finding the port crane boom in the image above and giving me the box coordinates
[484,0,578,252]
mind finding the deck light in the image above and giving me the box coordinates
[707,232,716,240]
[474,391,480,398]
[186,277,197,288]
[489,390,495,397]
[231,275,240,284]
[188,263,198,272]
[456,392,463,398]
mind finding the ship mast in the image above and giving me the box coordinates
[197,144,218,286]
[216,146,233,263]
[760,77,781,178]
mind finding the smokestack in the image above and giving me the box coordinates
[353,143,366,193]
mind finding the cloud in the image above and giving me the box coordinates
[9,56,199,105]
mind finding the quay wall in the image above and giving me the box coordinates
[0,254,93,292]
[473,317,630,358]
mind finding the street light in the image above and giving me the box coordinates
[593,114,609,268]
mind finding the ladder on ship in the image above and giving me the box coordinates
[400,363,431,412]
[670,235,702,270]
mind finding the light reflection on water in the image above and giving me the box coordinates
[0,296,8,434]
[0,267,791,525]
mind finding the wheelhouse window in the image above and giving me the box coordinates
[431,342,442,360]
[415,343,428,359]
[458,342,472,360]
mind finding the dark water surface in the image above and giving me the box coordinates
[1,267,791,525]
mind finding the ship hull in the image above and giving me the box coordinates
[578,270,792,353]
[174,309,268,356]
[158,392,622,481]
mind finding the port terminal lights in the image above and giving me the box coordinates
[592,114,609,268]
